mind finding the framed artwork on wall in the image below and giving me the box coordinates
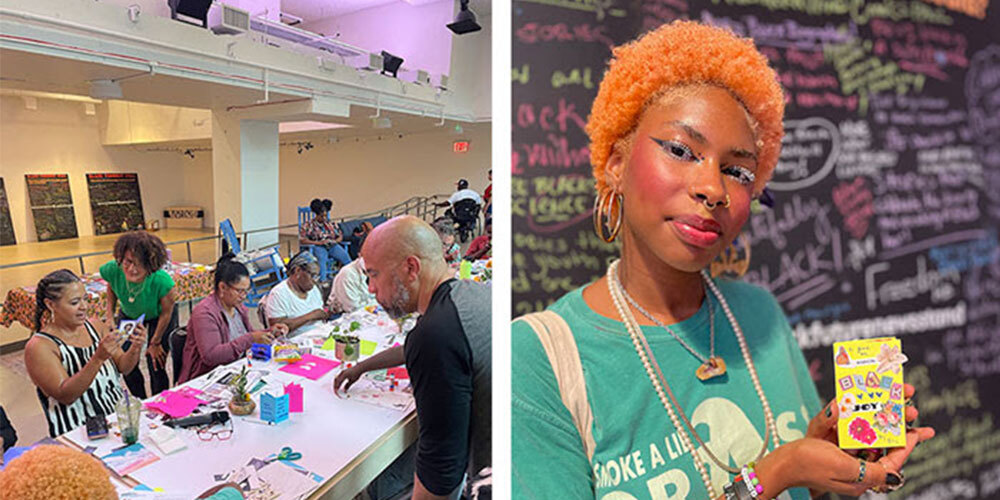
[25,173,78,242]
[86,173,145,235]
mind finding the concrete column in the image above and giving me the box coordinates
[211,109,279,253]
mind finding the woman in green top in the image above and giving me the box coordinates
[511,21,935,500]
[100,231,177,398]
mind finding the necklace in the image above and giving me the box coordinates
[124,278,146,303]
[606,260,780,494]
[614,271,726,381]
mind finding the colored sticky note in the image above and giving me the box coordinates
[321,337,337,350]
[386,366,409,380]
[360,340,377,356]
[459,260,472,279]
[285,383,303,413]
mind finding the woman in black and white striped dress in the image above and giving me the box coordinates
[24,270,145,437]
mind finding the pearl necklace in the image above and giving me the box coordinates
[606,260,780,495]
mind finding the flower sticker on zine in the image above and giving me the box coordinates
[833,337,907,449]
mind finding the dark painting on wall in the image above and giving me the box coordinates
[25,174,78,241]
[0,178,15,246]
[86,173,145,235]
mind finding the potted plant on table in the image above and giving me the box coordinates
[333,333,361,362]
[228,366,256,416]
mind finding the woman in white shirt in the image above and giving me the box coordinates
[265,251,327,336]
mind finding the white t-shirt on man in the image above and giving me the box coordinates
[448,189,483,206]
[264,279,324,336]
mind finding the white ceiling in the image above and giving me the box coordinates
[280,0,490,24]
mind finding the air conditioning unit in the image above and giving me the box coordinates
[432,74,449,90]
[364,52,384,72]
[208,4,250,35]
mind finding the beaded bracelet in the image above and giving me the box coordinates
[738,462,764,498]
[726,462,766,500]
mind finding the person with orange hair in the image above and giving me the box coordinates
[511,21,933,499]
[0,445,117,499]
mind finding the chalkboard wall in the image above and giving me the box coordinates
[512,1,1000,497]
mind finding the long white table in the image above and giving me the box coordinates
[58,309,418,499]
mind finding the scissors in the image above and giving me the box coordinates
[270,446,302,463]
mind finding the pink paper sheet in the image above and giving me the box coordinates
[386,367,409,380]
[144,391,203,418]
[278,354,340,381]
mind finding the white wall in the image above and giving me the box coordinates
[0,96,214,242]
[277,122,491,229]
[1,96,490,244]
[299,0,454,77]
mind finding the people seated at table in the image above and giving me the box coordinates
[433,221,462,265]
[100,230,177,398]
[264,251,328,336]
[300,198,351,277]
[465,219,492,261]
[333,215,492,500]
[24,269,144,438]
[326,257,377,314]
[0,445,117,498]
[178,255,286,384]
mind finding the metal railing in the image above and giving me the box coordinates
[0,194,452,275]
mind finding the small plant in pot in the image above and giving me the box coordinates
[228,365,256,416]
[333,334,361,362]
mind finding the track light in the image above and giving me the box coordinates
[448,0,481,34]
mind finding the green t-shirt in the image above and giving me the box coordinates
[100,260,174,319]
[512,279,822,500]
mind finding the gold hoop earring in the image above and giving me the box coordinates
[593,190,623,243]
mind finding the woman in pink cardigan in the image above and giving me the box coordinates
[177,254,287,383]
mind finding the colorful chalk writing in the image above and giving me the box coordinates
[513,1,1000,495]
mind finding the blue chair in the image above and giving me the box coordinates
[244,247,286,308]
[297,207,349,282]
[219,219,241,254]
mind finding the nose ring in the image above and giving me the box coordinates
[703,195,731,210]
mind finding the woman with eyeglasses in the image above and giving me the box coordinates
[177,254,286,384]
[100,231,177,397]
[264,251,328,336]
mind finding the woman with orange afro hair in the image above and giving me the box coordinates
[0,445,116,499]
[511,21,933,499]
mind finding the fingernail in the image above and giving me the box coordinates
[886,473,901,486]
[825,405,832,418]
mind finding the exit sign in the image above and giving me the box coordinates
[453,141,470,153]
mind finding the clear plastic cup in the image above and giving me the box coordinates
[116,394,142,445]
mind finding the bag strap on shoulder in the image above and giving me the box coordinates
[517,310,596,462]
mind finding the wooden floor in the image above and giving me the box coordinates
[0,229,302,346]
